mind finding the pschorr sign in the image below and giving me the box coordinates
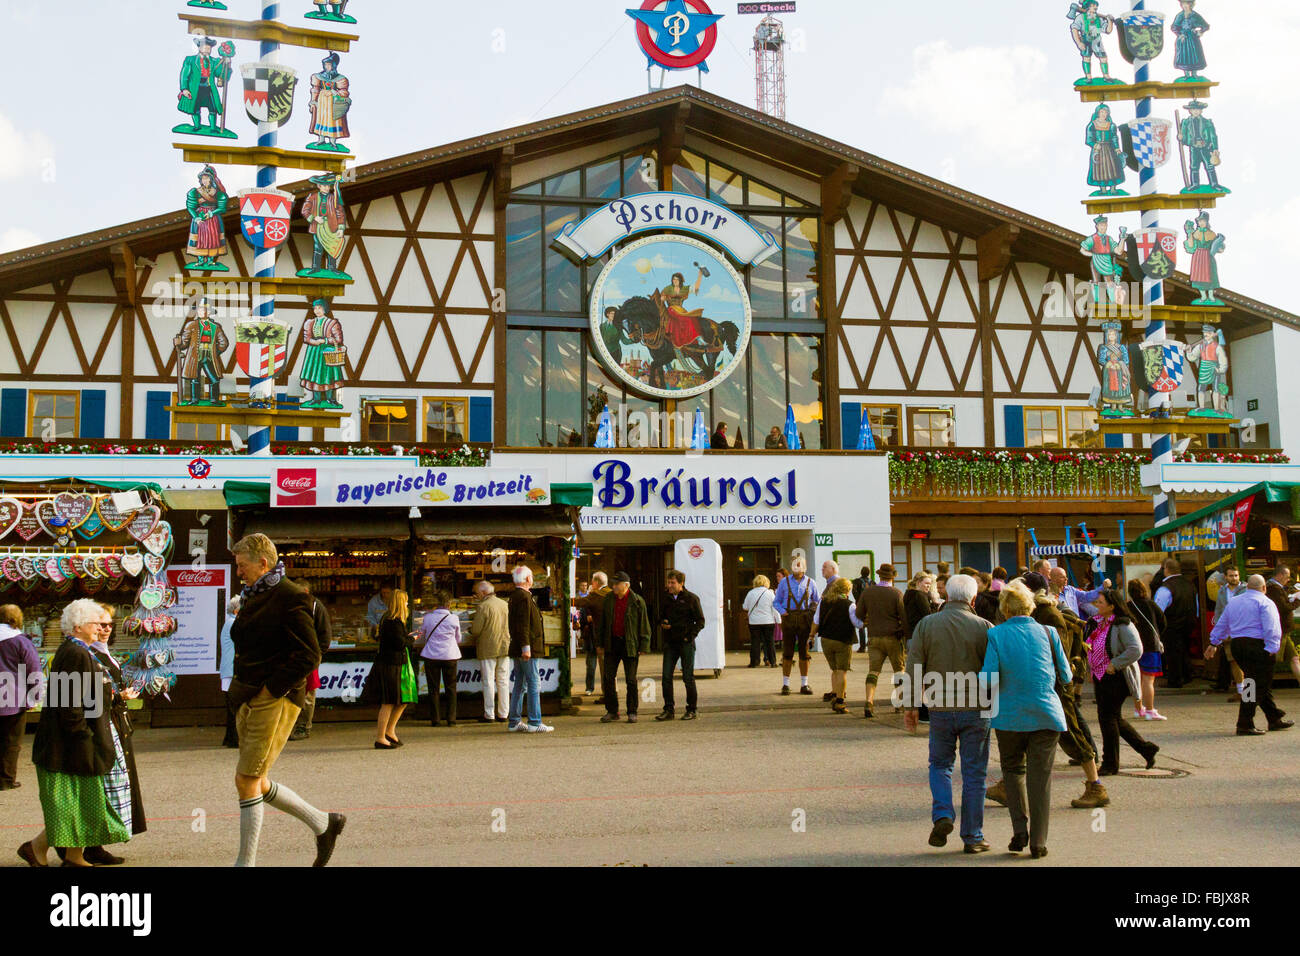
[272,464,551,508]
[553,191,780,266]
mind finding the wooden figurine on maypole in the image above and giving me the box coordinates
[1185,324,1230,417]
[1096,321,1135,417]
[1068,1,1122,86]
[1183,211,1226,305]
[297,174,351,279]
[298,299,346,410]
[1171,0,1211,82]
[306,1,356,24]
[173,298,230,407]
[1177,101,1228,194]
[184,165,230,272]
[306,52,352,153]
[187,1,228,9]
[1080,214,1128,307]
[175,37,237,139]
[1085,104,1128,195]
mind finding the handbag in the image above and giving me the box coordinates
[399,652,418,704]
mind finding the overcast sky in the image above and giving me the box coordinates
[1,0,1295,313]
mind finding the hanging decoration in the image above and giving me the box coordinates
[306,52,352,153]
[297,174,351,279]
[1068,1,1121,86]
[174,297,231,406]
[1184,324,1231,418]
[1171,0,1210,82]
[175,37,238,138]
[185,166,231,272]
[298,298,346,409]
[306,1,356,24]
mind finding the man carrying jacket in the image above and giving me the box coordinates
[229,534,345,867]
[856,564,908,719]
[655,570,706,722]
[507,567,552,734]
[599,572,652,723]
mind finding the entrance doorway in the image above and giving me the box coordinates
[575,545,670,647]
[721,544,781,651]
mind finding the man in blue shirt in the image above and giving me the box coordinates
[1048,567,1108,618]
[775,557,820,696]
[1208,575,1294,736]
[366,584,393,634]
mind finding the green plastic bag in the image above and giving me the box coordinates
[399,653,418,704]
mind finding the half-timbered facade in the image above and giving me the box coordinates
[2,86,1297,574]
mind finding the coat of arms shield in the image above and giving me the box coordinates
[1116,11,1166,64]
[234,320,290,378]
[1122,118,1174,171]
[241,63,298,127]
[1142,342,1185,393]
[1126,228,1179,281]
[238,188,294,250]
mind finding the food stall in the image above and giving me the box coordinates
[225,470,592,722]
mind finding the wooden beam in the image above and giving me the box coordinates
[820,163,859,227]
[492,146,514,446]
[976,224,1019,282]
[978,279,995,445]
[109,243,137,305]
[177,13,359,52]
[658,101,691,171]
[819,211,842,447]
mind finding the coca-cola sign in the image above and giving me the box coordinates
[276,468,317,506]
[166,567,226,588]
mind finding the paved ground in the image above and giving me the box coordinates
[2,652,1297,867]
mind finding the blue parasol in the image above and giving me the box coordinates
[784,404,802,450]
[594,405,614,448]
[690,406,709,450]
[856,408,876,450]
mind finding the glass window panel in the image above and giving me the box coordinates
[424,399,467,445]
[585,158,621,200]
[713,352,749,448]
[707,161,744,206]
[624,149,659,194]
[751,333,787,442]
[911,410,953,448]
[505,203,542,311]
[1066,408,1099,448]
[33,395,53,419]
[784,217,819,319]
[670,150,706,197]
[748,214,785,317]
[543,206,581,312]
[544,331,583,448]
[747,178,782,206]
[55,395,77,418]
[865,405,901,447]
[543,170,581,197]
[787,334,823,449]
[513,181,542,196]
[505,330,542,447]
[364,400,414,443]
[675,394,710,448]
[585,345,621,446]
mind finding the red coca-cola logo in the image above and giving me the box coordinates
[167,568,225,587]
[276,468,317,506]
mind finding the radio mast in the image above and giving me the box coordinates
[753,15,786,120]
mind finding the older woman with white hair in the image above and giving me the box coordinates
[18,599,131,867]
[981,581,1074,859]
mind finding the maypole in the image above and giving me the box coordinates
[247,0,280,457]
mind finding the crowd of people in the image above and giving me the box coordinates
[4,528,1297,866]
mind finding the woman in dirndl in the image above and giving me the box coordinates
[299,297,345,409]
[185,165,229,269]
[1085,105,1126,195]
[18,599,131,867]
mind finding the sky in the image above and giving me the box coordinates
[1,0,1296,314]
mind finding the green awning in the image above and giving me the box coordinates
[223,481,271,508]
[1130,481,1300,551]
[552,483,593,507]
[0,477,163,495]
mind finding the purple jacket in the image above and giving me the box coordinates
[0,625,42,716]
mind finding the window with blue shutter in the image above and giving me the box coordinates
[840,402,862,450]
[1003,405,1024,448]
[145,391,171,440]
[1104,432,1124,449]
[80,390,106,439]
[469,396,492,444]
[0,389,24,438]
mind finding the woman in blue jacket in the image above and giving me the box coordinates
[982,581,1074,859]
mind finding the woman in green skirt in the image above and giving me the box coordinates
[18,599,130,867]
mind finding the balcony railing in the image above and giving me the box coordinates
[887,448,1289,501]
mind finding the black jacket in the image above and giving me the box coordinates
[376,618,413,665]
[230,577,321,706]
[312,597,333,653]
[31,640,117,777]
[903,589,933,640]
[660,588,705,643]
[507,586,544,658]
[973,589,1000,625]
[1128,596,1167,654]
[1158,574,1197,637]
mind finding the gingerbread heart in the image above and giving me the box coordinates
[68,555,86,578]
[83,577,104,594]
[81,555,102,579]
[0,499,21,540]
[44,558,65,583]
[139,583,165,610]
[1,558,19,583]
[142,521,173,558]
[15,556,36,580]
[120,552,144,577]
[104,555,124,578]
[14,503,42,542]
[57,557,75,579]
[34,500,60,539]
[96,496,135,532]
[76,511,105,540]
[54,492,96,529]
[144,553,166,577]
[18,576,38,592]
[127,506,161,543]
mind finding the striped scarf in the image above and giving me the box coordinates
[1089,614,1114,681]
[241,561,286,602]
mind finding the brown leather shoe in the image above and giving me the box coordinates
[17,841,47,868]
[1071,780,1110,809]
[985,779,1008,806]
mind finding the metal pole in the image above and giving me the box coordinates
[247,0,279,457]
[1135,0,1173,527]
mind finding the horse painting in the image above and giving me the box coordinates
[611,291,741,391]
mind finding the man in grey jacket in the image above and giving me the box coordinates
[470,581,511,723]
[903,574,993,854]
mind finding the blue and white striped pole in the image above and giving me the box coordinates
[1134,0,1173,527]
[247,0,280,457]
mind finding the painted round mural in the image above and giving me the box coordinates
[589,234,752,400]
